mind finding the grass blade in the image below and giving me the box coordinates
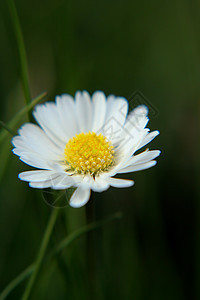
[0,121,16,136]
[0,212,122,300]
[8,0,31,110]
[0,92,47,144]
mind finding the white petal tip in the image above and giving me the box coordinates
[151,160,157,167]
[134,105,148,116]
[69,187,91,208]
[157,150,161,155]
[18,173,23,180]
[107,177,135,188]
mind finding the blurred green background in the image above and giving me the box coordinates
[0,0,200,299]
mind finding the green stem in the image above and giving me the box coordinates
[8,0,31,117]
[86,193,95,299]
[21,208,59,300]
[0,121,16,136]
[0,265,34,300]
[0,212,122,300]
[52,211,122,255]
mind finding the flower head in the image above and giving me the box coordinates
[12,91,160,207]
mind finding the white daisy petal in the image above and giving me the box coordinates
[51,175,76,189]
[69,187,91,208]
[125,104,148,132]
[12,123,64,170]
[91,91,106,132]
[19,170,57,182]
[102,96,128,143]
[106,177,134,188]
[56,94,79,138]
[29,174,75,189]
[73,175,109,192]
[12,123,62,160]
[121,131,145,157]
[118,160,157,173]
[121,107,148,146]
[75,91,92,132]
[52,184,74,190]
[91,177,110,192]
[18,153,52,169]
[114,110,149,163]
[29,180,54,189]
[138,130,160,149]
[123,150,161,168]
[105,96,128,126]
[33,103,67,147]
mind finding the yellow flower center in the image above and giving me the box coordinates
[64,132,114,175]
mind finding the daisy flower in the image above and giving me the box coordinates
[12,91,160,208]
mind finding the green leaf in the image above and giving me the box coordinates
[0,92,47,144]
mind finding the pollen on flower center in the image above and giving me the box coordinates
[64,132,114,175]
